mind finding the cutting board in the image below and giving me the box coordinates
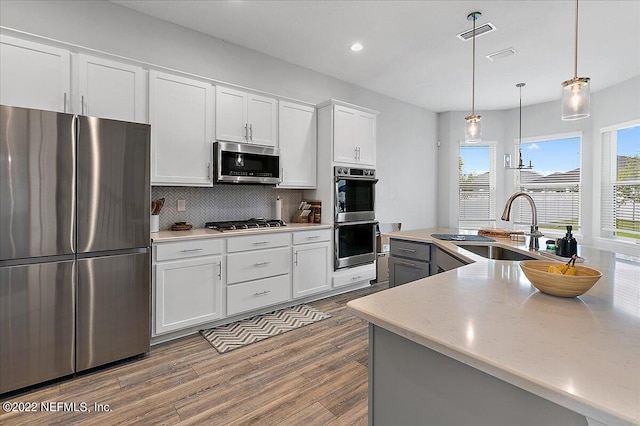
[478,228,524,238]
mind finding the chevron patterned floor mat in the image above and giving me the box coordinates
[200,304,332,354]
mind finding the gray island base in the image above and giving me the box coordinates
[370,324,587,426]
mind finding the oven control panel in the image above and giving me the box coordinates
[334,166,376,178]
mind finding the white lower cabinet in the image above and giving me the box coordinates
[292,230,331,298]
[155,256,223,335]
[226,233,291,316]
[151,227,350,341]
[153,238,224,335]
[333,262,376,288]
[226,247,290,285]
[227,274,290,316]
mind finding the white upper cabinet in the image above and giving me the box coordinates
[278,101,317,189]
[215,86,247,143]
[247,93,277,146]
[77,54,146,123]
[149,70,214,186]
[333,103,377,166]
[216,85,277,147]
[0,35,71,113]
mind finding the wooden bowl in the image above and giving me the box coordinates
[519,260,602,298]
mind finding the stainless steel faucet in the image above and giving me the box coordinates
[501,192,543,251]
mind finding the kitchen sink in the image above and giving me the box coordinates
[455,244,537,261]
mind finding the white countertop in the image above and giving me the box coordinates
[347,228,640,426]
[151,222,332,243]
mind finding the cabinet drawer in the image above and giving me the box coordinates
[155,239,223,262]
[333,264,376,288]
[389,239,431,262]
[389,257,430,288]
[227,274,291,316]
[293,229,331,245]
[227,246,290,284]
[227,232,290,253]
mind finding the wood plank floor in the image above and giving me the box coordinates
[0,282,387,426]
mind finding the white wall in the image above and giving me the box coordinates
[0,0,438,230]
[437,75,640,246]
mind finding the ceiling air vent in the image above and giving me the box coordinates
[486,47,517,61]
[457,22,496,41]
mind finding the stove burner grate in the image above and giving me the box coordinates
[205,218,286,232]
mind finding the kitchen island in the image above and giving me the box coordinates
[347,229,640,426]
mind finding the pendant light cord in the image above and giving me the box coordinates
[519,85,522,145]
[471,14,477,115]
[574,0,579,79]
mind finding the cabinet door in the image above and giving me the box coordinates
[389,257,430,287]
[149,70,213,186]
[278,101,316,188]
[333,105,358,164]
[356,110,376,166]
[155,256,223,334]
[215,86,247,143]
[293,242,331,298]
[247,93,277,147]
[77,54,146,123]
[0,35,71,112]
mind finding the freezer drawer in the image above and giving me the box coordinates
[76,251,150,371]
[0,260,75,394]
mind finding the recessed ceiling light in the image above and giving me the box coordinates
[350,42,363,52]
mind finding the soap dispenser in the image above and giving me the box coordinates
[556,226,577,258]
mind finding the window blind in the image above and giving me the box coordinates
[601,124,640,240]
[515,137,581,231]
[458,144,496,228]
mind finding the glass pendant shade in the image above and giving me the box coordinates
[561,77,590,120]
[465,114,482,143]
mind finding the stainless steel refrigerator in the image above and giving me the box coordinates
[0,105,150,394]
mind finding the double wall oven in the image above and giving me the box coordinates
[334,166,378,269]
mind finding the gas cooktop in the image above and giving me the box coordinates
[205,218,286,232]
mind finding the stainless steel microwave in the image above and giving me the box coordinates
[213,141,281,184]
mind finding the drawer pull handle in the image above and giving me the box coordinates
[307,235,321,239]
[352,275,362,280]
[254,290,271,296]
[397,261,417,268]
[253,241,269,245]
[180,248,203,253]
[398,248,416,253]
[254,261,270,267]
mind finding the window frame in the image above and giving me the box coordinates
[599,118,640,244]
[457,141,497,230]
[513,131,583,235]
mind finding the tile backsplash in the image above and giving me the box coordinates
[151,186,305,230]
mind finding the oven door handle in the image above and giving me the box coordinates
[335,176,378,183]
[334,220,379,228]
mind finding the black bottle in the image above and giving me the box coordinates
[556,226,577,257]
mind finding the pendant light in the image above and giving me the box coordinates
[465,11,482,143]
[511,83,533,169]
[561,0,590,120]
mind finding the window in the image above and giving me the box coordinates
[515,134,581,232]
[601,121,640,242]
[458,143,496,229]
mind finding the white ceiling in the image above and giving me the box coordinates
[111,0,640,112]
